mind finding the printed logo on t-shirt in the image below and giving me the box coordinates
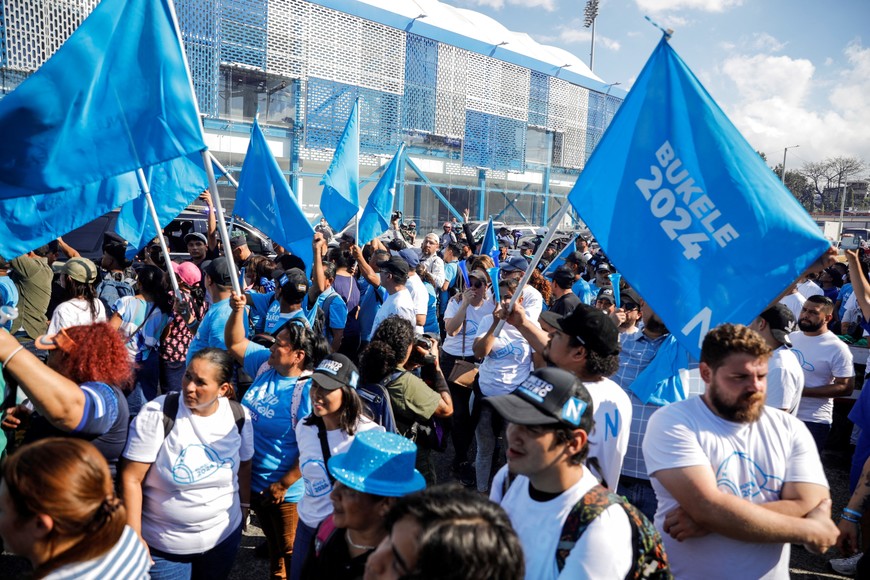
[465,320,480,336]
[491,341,524,360]
[301,458,332,497]
[789,348,814,372]
[171,445,235,484]
[715,451,783,498]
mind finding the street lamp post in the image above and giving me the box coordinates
[781,144,799,185]
[584,0,599,73]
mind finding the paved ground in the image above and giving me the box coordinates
[0,440,857,579]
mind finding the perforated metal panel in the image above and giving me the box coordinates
[528,71,549,129]
[402,33,437,134]
[176,0,219,117]
[1,0,96,71]
[585,91,621,159]
[435,43,466,138]
[220,0,267,70]
[462,110,525,172]
[265,0,307,79]
[547,77,588,168]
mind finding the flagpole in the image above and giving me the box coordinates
[135,169,181,297]
[202,150,243,296]
[355,99,361,244]
[208,152,239,189]
[493,202,572,336]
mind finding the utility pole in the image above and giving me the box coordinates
[781,144,798,185]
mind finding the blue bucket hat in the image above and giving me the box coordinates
[327,431,426,497]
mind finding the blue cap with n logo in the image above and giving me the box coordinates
[486,367,594,431]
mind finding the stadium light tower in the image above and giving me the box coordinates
[584,0,599,73]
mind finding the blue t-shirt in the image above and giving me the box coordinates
[303,286,348,335]
[838,283,854,320]
[441,261,458,316]
[247,290,274,334]
[186,297,248,365]
[0,276,19,331]
[423,281,439,334]
[241,343,312,501]
[358,283,388,342]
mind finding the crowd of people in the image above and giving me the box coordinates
[0,207,868,579]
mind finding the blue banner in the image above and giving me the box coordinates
[116,154,218,259]
[567,37,829,357]
[320,100,360,232]
[358,144,404,245]
[235,118,315,270]
[481,218,501,266]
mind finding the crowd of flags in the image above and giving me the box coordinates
[0,0,831,358]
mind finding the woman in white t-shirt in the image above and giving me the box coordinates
[472,278,535,493]
[442,269,494,484]
[47,257,107,334]
[291,353,384,579]
[121,348,254,580]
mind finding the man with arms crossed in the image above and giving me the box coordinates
[643,324,838,579]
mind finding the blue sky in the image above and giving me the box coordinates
[442,0,870,172]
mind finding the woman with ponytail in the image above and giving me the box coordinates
[0,438,149,579]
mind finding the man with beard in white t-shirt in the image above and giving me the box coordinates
[505,301,631,491]
[749,303,804,415]
[788,294,854,452]
[643,324,839,580]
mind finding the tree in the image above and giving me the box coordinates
[773,164,813,210]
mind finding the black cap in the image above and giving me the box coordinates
[564,251,586,265]
[596,287,615,304]
[621,288,641,308]
[501,255,528,273]
[272,268,309,302]
[205,257,235,286]
[487,367,594,430]
[312,354,360,391]
[595,262,614,273]
[759,303,796,347]
[539,303,620,356]
[230,232,248,249]
[377,255,410,277]
[184,232,208,245]
[547,265,574,289]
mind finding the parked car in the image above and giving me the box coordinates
[63,207,275,262]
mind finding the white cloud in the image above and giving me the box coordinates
[462,0,557,11]
[554,26,621,50]
[635,0,741,13]
[750,32,785,52]
[716,41,870,164]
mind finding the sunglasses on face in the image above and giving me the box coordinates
[622,302,639,311]
[470,281,484,289]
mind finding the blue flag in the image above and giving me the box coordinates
[542,234,579,276]
[116,154,218,259]
[567,37,829,357]
[0,0,205,258]
[358,144,404,245]
[481,218,500,266]
[235,118,315,270]
[320,100,360,232]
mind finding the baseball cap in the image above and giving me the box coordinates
[539,303,620,356]
[498,239,510,248]
[501,255,528,273]
[61,257,98,284]
[564,251,586,265]
[171,261,202,287]
[184,232,208,245]
[102,232,129,266]
[229,232,248,250]
[204,257,235,286]
[519,240,535,250]
[621,288,641,308]
[312,353,360,391]
[546,265,574,289]
[596,287,615,304]
[338,231,356,244]
[595,263,614,273]
[272,268,309,302]
[377,255,410,277]
[759,303,797,347]
[487,367,594,430]
[398,248,421,268]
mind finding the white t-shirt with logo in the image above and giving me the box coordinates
[442,298,495,357]
[123,396,255,554]
[295,417,384,527]
[584,377,632,490]
[765,346,804,416]
[490,465,632,579]
[789,330,854,424]
[475,315,535,397]
[369,288,417,340]
[643,396,827,580]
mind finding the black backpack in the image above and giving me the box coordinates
[357,370,403,435]
[311,293,339,338]
[161,391,246,438]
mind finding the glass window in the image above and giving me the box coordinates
[218,67,296,126]
[525,127,552,165]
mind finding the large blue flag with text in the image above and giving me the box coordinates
[567,37,829,358]
[115,154,219,259]
[481,218,500,266]
[0,0,205,258]
[235,118,315,270]
[358,144,404,245]
[320,100,360,232]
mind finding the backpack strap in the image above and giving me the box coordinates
[314,514,338,557]
[556,484,617,573]
[290,372,312,429]
[161,392,181,439]
[315,419,336,483]
[228,399,246,435]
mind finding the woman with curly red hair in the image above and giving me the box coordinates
[0,322,134,478]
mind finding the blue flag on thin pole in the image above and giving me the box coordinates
[481,218,500,266]
[567,37,829,358]
[542,234,579,276]
[235,118,315,271]
[0,0,205,258]
[116,154,222,260]
[358,144,404,245]
[320,100,360,232]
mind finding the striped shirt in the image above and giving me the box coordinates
[44,525,150,579]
